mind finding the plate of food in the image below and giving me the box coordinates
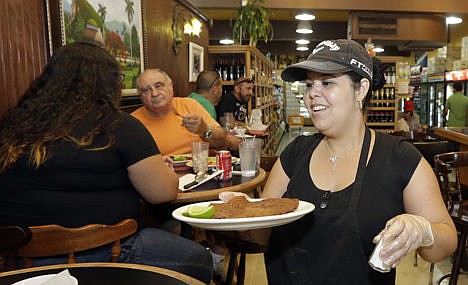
[170,154,192,166]
[186,156,239,168]
[172,197,315,231]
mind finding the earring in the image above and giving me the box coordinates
[357,100,363,110]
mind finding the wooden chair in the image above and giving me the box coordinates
[0,226,31,272]
[16,219,138,268]
[434,152,468,285]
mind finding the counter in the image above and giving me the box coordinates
[433,127,468,145]
[433,127,468,186]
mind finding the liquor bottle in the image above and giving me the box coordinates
[221,57,228,81]
[226,56,232,81]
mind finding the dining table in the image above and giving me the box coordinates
[0,262,204,285]
[173,168,268,204]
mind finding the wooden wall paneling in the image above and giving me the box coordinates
[0,0,48,116]
[144,0,209,98]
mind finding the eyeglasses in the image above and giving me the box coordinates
[208,75,221,89]
[319,191,332,209]
[235,77,254,86]
[139,82,166,96]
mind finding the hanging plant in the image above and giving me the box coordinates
[231,0,273,46]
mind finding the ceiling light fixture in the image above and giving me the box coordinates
[219,39,234,45]
[296,21,313,34]
[295,13,316,21]
[446,16,463,24]
[373,47,384,53]
[296,44,309,51]
[295,39,310,45]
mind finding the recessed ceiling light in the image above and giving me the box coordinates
[446,16,463,24]
[295,13,316,21]
[219,39,234,45]
[296,45,309,51]
[295,39,310,45]
[373,47,384,53]
[296,21,313,34]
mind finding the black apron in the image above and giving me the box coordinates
[265,128,395,285]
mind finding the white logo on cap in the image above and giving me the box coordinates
[313,40,340,54]
[350,58,372,78]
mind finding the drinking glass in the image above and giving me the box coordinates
[239,140,258,177]
[222,112,234,133]
[191,142,209,177]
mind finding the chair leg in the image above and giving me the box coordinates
[236,253,246,285]
[429,262,434,285]
[448,230,467,285]
[226,251,237,285]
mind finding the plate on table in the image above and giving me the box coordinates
[170,154,192,166]
[172,199,315,231]
[186,157,239,168]
[178,169,224,191]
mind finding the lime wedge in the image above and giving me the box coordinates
[186,205,216,219]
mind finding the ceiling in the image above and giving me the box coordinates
[193,1,468,59]
[201,8,414,58]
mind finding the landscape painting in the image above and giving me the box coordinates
[60,0,144,93]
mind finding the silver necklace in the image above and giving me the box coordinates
[324,139,363,172]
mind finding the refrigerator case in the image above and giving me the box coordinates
[428,82,445,127]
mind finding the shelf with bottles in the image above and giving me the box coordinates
[208,45,275,154]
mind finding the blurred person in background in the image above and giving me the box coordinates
[189,70,241,153]
[444,82,468,127]
[397,100,421,133]
[0,42,213,283]
[216,77,254,126]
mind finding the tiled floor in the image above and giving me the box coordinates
[239,252,467,284]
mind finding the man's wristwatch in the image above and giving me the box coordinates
[203,128,213,139]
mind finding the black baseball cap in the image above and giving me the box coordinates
[281,39,373,82]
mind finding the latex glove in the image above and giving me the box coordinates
[372,214,434,269]
[218,191,251,202]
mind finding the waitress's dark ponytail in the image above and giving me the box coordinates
[372,57,386,91]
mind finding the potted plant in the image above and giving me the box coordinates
[232,0,273,46]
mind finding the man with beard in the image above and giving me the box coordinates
[132,68,226,156]
[216,77,254,126]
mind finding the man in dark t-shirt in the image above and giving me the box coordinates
[216,77,254,125]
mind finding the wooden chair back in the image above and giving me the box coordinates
[434,151,468,218]
[0,226,31,272]
[433,151,468,284]
[17,219,138,268]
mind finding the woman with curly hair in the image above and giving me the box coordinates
[0,42,212,283]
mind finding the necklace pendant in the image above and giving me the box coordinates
[329,154,337,172]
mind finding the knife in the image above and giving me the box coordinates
[183,169,216,189]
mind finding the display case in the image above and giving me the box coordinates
[365,56,406,132]
[207,45,277,154]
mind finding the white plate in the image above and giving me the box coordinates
[172,199,315,231]
[13,274,78,285]
[171,154,192,166]
[186,157,239,168]
[178,170,224,191]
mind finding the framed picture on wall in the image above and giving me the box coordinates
[57,0,145,96]
[189,42,204,82]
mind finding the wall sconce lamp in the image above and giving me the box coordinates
[172,4,203,54]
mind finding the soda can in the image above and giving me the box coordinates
[216,150,232,181]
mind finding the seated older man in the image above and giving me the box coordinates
[132,68,227,155]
